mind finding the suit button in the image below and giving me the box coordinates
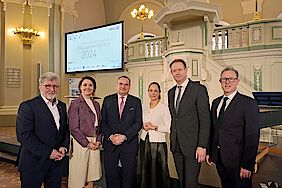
[217,146,220,149]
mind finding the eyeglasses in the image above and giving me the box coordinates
[219,77,238,83]
[43,84,60,89]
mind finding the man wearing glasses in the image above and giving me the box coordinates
[206,67,259,188]
[16,72,69,188]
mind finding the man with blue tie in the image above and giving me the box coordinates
[16,72,69,188]
[101,75,142,188]
[206,67,260,188]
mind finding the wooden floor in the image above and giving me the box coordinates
[0,126,281,187]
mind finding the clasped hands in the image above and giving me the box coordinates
[109,134,126,145]
[49,147,67,161]
[87,141,101,150]
[143,122,157,131]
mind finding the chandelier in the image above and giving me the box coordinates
[12,27,40,45]
[131,5,154,39]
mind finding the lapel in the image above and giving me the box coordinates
[169,86,177,116]
[57,102,65,132]
[78,95,93,113]
[112,94,120,119]
[223,92,240,119]
[93,100,101,121]
[77,95,98,119]
[37,96,58,131]
[213,97,222,125]
[214,92,241,125]
[178,79,194,112]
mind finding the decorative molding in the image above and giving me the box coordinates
[241,0,263,15]
[272,26,282,40]
[213,44,282,55]
[213,48,282,61]
[5,68,20,88]
[138,44,145,56]
[154,0,222,26]
[0,105,19,115]
[251,26,262,43]
[253,64,262,91]
[128,46,134,57]
[1,0,78,17]
[138,73,143,103]
[192,60,198,76]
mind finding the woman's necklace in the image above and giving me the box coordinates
[150,100,159,109]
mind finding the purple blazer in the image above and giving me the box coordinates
[68,95,102,147]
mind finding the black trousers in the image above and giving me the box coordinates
[104,150,137,188]
[216,150,252,188]
[20,161,63,188]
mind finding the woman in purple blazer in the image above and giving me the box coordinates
[68,76,102,188]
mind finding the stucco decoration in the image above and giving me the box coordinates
[155,0,222,27]
[253,64,262,91]
[1,0,78,18]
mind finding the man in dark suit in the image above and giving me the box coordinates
[101,75,142,188]
[206,67,259,188]
[16,72,69,188]
[168,59,211,188]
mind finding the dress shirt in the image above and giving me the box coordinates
[216,90,237,118]
[139,103,171,142]
[174,78,189,108]
[41,94,60,130]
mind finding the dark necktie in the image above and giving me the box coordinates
[175,86,182,113]
[218,97,228,126]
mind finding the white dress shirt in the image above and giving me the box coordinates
[139,102,171,142]
[41,94,60,130]
[174,78,189,108]
[216,90,238,117]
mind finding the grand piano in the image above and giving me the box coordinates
[253,92,282,172]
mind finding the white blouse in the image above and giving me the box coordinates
[139,102,171,143]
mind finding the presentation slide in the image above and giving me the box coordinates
[66,22,123,73]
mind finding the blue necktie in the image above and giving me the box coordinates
[218,97,228,126]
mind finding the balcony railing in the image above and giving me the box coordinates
[212,18,282,54]
[126,36,166,63]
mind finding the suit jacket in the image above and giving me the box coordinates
[168,79,211,157]
[101,93,142,155]
[16,96,70,172]
[68,95,102,147]
[209,92,259,171]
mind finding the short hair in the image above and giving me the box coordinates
[117,75,131,85]
[39,72,60,84]
[169,59,187,69]
[221,66,239,78]
[148,82,161,100]
[78,76,97,94]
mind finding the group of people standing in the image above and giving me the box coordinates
[16,58,260,188]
